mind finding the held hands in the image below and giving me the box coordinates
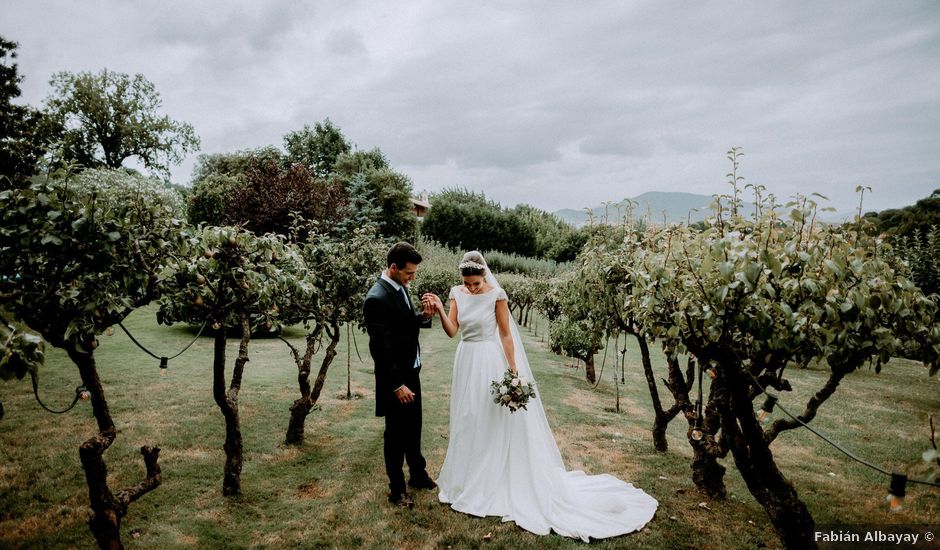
[395,385,416,404]
[420,297,434,319]
[421,293,444,314]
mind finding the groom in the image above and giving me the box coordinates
[363,242,437,508]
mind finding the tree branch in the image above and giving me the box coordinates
[764,367,847,444]
[115,445,162,506]
[229,314,250,394]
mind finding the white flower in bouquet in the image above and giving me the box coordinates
[490,368,537,413]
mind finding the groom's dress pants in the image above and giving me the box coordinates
[383,378,427,494]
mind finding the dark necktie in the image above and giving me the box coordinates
[399,285,420,368]
[400,286,412,310]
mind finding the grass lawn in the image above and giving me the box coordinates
[1,305,938,549]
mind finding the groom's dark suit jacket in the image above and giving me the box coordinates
[363,278,431,417]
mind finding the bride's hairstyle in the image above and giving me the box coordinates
[459,251,487,277]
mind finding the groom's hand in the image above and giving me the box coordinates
[422,293,443,312]
[421,298,434,319]
[395,385,416,404]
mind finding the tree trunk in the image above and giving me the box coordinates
[213,316,251,496]
[287,321,340,445]
[346,325,352,399]
[510,303,522,324]
[584,351,596,384]
[719,366,816,549]
[635,336,671,452]
[690,372,728,498]
[310,321,341,404]
[286,327,320,445]
[650,414,670,452]
[67,346,161,550]
[691,443,727,498]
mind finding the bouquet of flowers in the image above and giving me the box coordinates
[490,369,536,412]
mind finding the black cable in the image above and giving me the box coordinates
[743,367,940,489]
[29,370,85,414]
[118,319,208,367]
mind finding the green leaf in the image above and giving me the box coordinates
[701,255,714,273]
[40,234,63,246]
[718,262,734,280]
[765,252,782,277]
[745,263,761,286]
[716,285,729,303]
[802,279,818,294]
[107,231,122,241]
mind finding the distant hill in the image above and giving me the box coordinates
[555,191,853,227]
[862,189,940,237]
[556,191,729,227]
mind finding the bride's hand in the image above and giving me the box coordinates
[422,293,443,312]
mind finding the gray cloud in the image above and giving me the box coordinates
[324,27,367,56]
[1,0,938,213]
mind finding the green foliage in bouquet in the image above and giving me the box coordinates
[490,369,536,413]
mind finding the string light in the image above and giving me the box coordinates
[886,473,907,512]
[705,367,717,379]
[691,409,704,441]
[30,370,88,413]
[691,358,705,441]
[736,364,940,510]
[118,320,208,376]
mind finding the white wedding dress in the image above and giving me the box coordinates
[437,284,658,542]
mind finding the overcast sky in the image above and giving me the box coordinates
[2,1,938,214]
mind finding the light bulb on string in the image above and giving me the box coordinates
[159,356,168,377]
[757,394,778,424]
[77,386,91,401]
[691,422,704,441]
[691,356,706,441]
[886,473,907,512]
[705,367,717,379]
[691,399,704,441]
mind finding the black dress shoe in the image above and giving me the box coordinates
[389,491,415,508]
[408,475,438,490]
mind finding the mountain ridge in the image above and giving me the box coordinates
[555,191,853,226]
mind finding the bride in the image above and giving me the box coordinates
[421,251,657,542]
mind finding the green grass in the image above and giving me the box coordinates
[1,306,938,549]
